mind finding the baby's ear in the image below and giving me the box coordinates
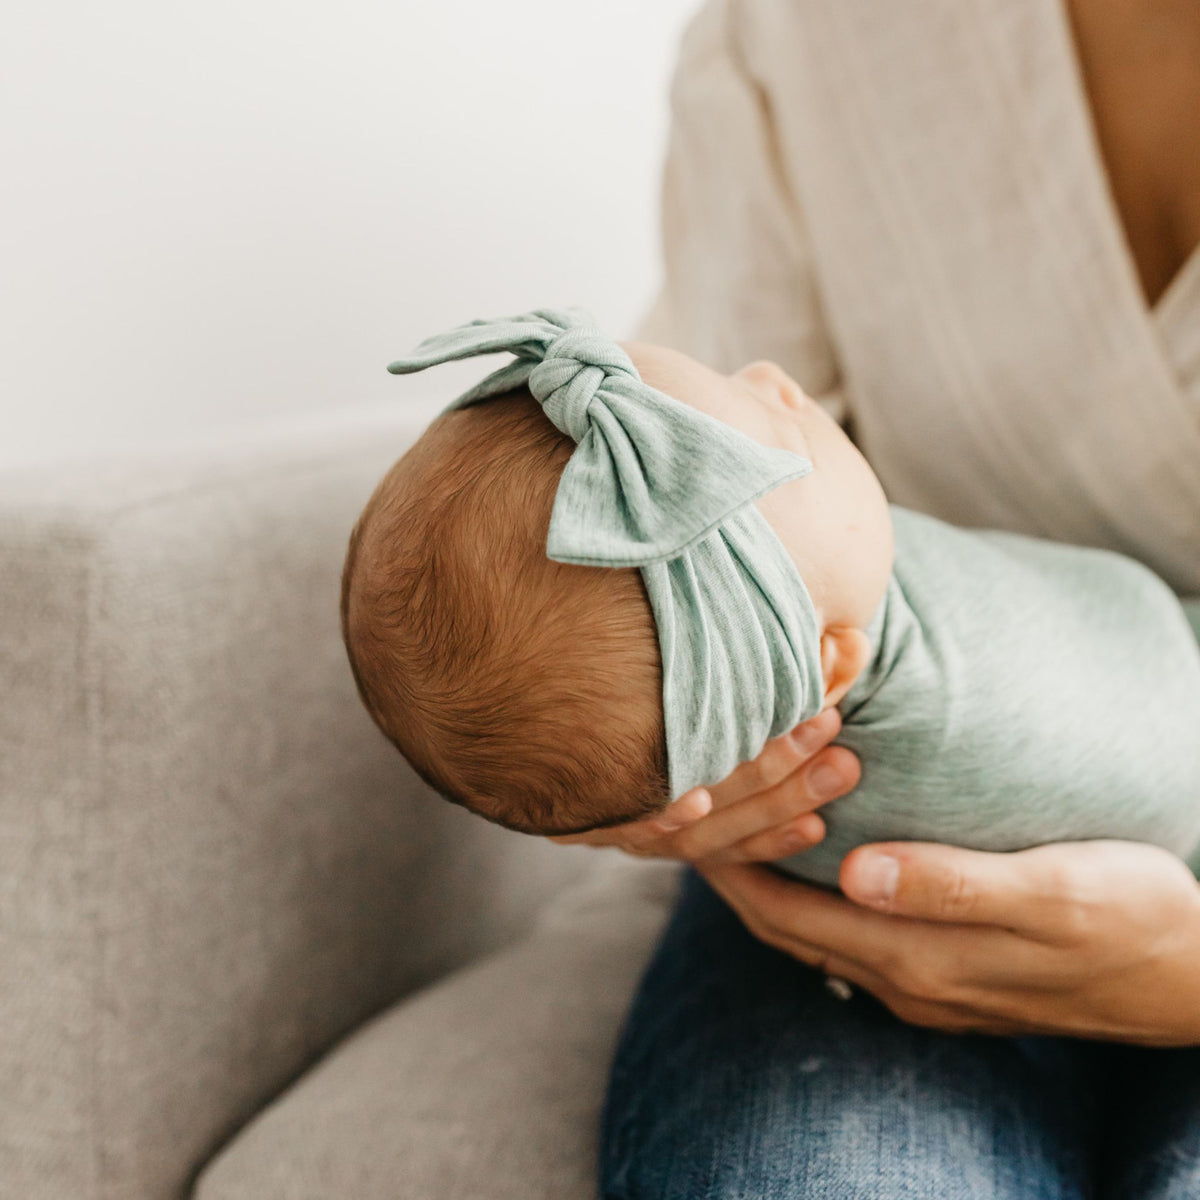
[818,626,872,710]
[735,359,809,413]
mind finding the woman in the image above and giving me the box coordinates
[557,0,1200,1194]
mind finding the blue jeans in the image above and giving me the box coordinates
[599,870,1200,1199]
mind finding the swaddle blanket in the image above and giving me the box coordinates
[387,306,825,798]
[778,507,1200,885]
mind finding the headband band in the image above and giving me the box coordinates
[387,306,825,797]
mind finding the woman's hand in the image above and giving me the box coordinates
[548,707,861,863]
[700,839,1200,1045]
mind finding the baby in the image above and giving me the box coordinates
[341,308,1200,886]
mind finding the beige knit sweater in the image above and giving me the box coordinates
[635,0,1200,596]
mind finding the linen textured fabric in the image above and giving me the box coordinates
[776,506,1200,886]
[638,0,1200,601]
[386,307,825,798]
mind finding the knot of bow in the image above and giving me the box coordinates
[530,325,639,443]
[387,306,813,567]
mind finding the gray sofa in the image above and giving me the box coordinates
[1,412,679,1199]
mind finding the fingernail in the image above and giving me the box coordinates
[788,814,822,847]
[791,708,835,748]
[807,763,844,800]
[797,813,824,842]
[657,789,711,831]
[856,854,899,905]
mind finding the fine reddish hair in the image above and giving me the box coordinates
[339,389,670,836]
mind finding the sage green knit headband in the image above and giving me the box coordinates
[387,306,825,799]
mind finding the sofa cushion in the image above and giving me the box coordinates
[0,417,598,1200]
[193,857,680,1200]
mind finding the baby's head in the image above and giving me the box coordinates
[340,322,892,837]
[341,387,669,835]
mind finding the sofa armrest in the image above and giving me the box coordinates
[0,414,594,1200]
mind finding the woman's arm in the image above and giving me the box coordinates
[633,0,848,426]
[701,840,1200,1045]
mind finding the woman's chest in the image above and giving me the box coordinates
[746,0,1200,592]
[1065,0,1200,309]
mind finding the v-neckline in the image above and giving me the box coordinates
[1047,0,1200,323]
[1154,239,1200,333]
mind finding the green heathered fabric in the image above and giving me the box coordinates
[778,507,1200,885]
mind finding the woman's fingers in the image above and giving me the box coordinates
[663,745,857,860]
[707,708,843,808]
[698,862,909,989]
[701,861,1002,968]
[838,842,1104,939]
[698,861,1053,1003]
[629,716,855,862]
[702,844,1200,1043]
[607,741,855,862]
[548,710,857,862]
[708,812,827,864]
[700,861,908,962]
[546,788,714,848]
[638,787,717,835]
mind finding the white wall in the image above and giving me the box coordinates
[0,0,698,467]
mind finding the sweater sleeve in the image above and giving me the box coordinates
[630,0,847,427]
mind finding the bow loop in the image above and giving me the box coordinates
[545,375,813,566]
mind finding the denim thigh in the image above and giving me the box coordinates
[600,869,1103,1200]
[1096,1041,1200,1200]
